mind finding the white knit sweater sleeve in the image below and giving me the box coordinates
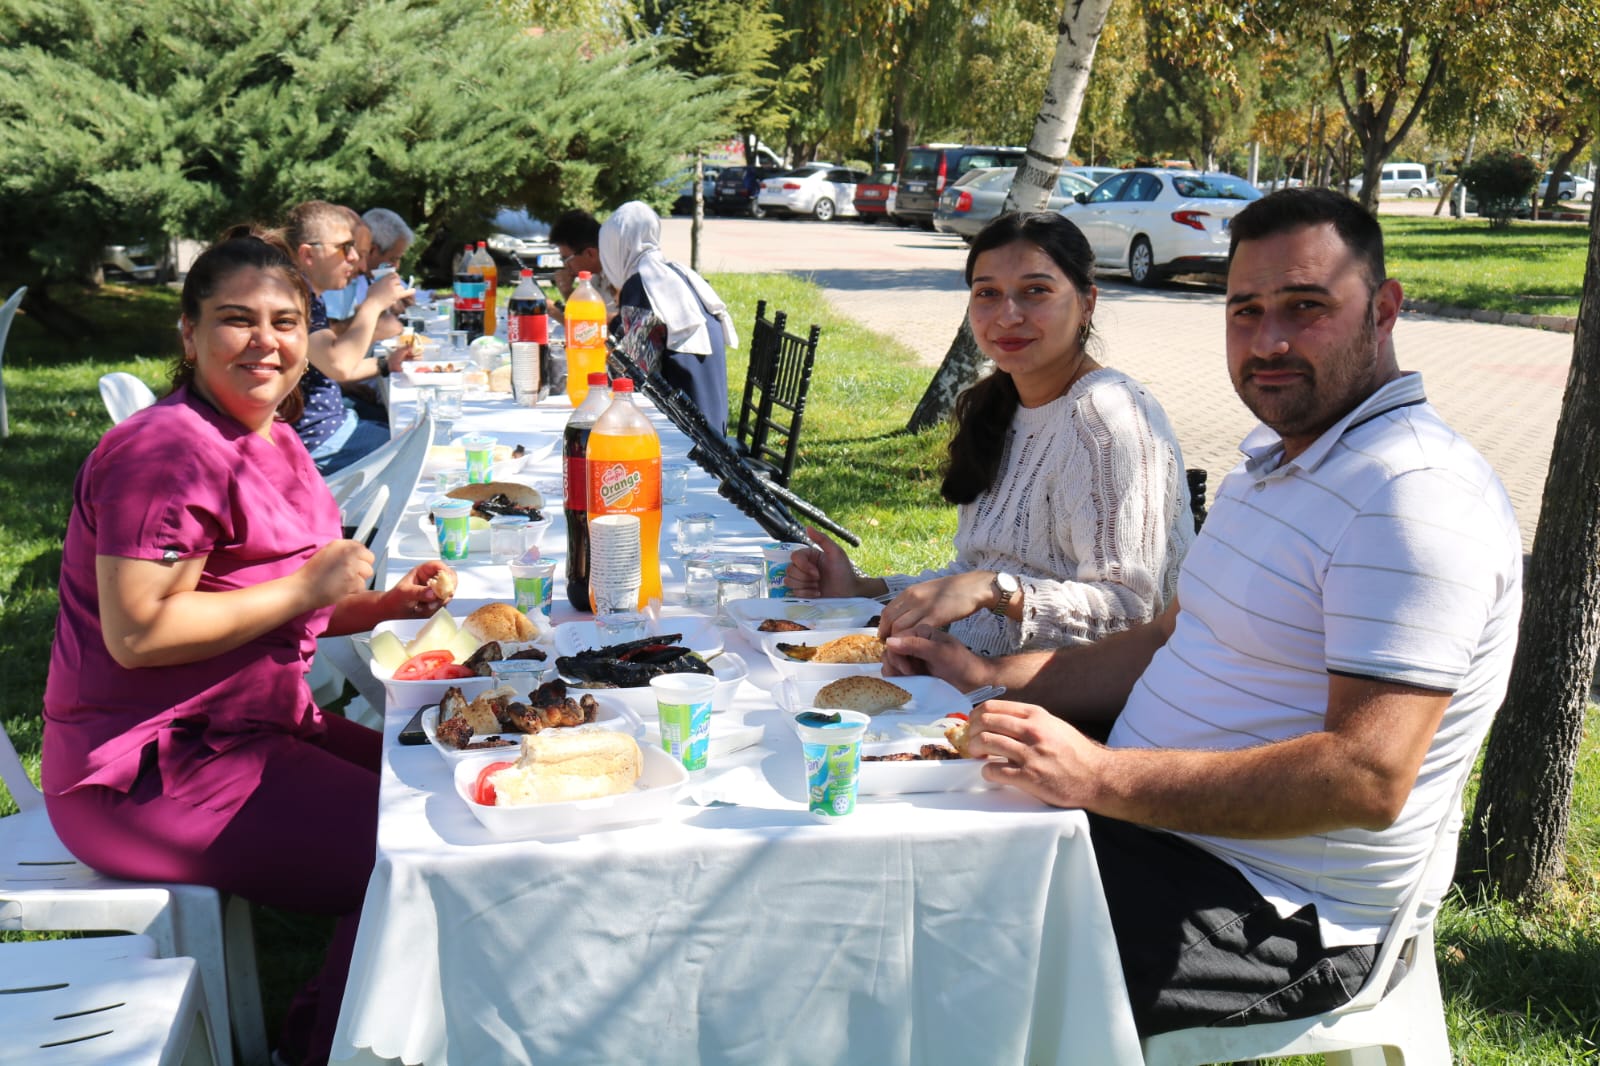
[884,369,1193,656]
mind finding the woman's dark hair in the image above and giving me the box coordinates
[942,212,1097,505]
[175,224,311,424]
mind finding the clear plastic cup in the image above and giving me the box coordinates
[682,552,718,607]
[661,462,690,505]
[434,386,465,421]
[651,674,718,772]
[489,514,530,563]
[595,609,648,645]
[675,512,715,554]
[792,710,871,820]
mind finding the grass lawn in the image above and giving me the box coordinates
[2,276,1598,1061]
[1379,216,1590,318]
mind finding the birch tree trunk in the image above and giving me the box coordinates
[905,0,1113,433]
[1459,203,1600,902]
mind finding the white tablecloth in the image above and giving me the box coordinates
[331,383,1144,1065]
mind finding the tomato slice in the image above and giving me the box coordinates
[394,649,455,681]
[473,761,514,806]
[947,712,970,722]
[429,663,478,680]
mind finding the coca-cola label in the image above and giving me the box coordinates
[509,313,549,345]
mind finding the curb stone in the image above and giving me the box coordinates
[1402,299,1577,333]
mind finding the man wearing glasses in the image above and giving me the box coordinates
[285,200,415,473]
[548,208,617,327]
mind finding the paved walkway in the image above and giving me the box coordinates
[662,217,1575,549]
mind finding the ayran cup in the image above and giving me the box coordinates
[461,433,497,485]
[509,556,557,617]
[651,673,718,772]
[762,542,808,599]
[792,709,871,821]
[430,497,473,561]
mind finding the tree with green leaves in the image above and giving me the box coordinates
[1130,0,1259,171]
[906,0,1115,433]
[0,0,734,337]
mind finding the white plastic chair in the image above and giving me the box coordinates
[0,284,26,438]
[0,723,268,1066]
[1139,786,1465,1066]
[99,371,160,425]
[0,934,216,1065]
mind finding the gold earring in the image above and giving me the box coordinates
[1078,322,1091,344]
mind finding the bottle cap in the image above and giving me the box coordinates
[611,378,634,393]
[477,240,486,249]
[520,269,533,279]
[587,372,610,386]
[577,271,591,280]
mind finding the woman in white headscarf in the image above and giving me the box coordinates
[599,201,738,433]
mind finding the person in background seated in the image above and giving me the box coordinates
[324,207,414,342]
[883,189,1522,1037]
[548,208,617,325]
[600,200,737,434]
[788,212,1193,657]
[42,229,455,1066]
[284,199,414,473]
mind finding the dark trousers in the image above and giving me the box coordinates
[1088,813,1380,1036]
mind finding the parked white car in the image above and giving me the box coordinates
[757,167,870,221]
[1059,169,1261,286]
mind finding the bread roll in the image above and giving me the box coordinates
[814,676,911,714]
[488,730,643,805]
[463,603,536,644]
[812,633,886,664]
[427,567,458,605]
[445,481,543,510]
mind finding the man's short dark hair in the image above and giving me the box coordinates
[1228,188,1387,289]
[549,209,600,252]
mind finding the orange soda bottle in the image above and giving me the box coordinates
[586,378,662,607]
[469,241,499,331]
[565,272,609,407]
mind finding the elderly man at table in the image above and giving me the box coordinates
[885,187,1522,1038]
[323,207,414,342]
[285,199,416,473]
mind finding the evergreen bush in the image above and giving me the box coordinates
[1459,150,1539,228]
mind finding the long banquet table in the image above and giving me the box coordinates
[330,379,1145,1065]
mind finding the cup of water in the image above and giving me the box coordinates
[661,462,690,505]
[675,512,716,554]
[682,552,717,607]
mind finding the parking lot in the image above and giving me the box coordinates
[661,214,1574,549]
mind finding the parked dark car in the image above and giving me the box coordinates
[710,166,782,217]
[895,143,1026,229]
[852,167,898,222]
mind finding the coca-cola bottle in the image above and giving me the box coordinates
[563,372,615,610]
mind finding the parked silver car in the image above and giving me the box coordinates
[934,167,1100,242]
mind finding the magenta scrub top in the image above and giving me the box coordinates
[43,385,344,823]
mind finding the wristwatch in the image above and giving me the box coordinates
[991,572,1020,618]
[376,356,392,378]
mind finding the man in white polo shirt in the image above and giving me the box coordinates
[885,188,1522,1035]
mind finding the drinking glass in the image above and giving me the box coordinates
[434,386,464,421]
[682,552,717,608]
[661,462,690,505]
[675,512,716,554]
[448,330,470,361]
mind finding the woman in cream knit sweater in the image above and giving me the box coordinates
[788,212,1194,656]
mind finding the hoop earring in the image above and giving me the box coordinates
[1078,322,1091,345]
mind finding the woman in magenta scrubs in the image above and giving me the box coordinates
[42,231,451,1066]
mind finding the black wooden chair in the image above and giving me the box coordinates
[744,312,821,488]
[1186,468,1208,532]
[731,300,779,458]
